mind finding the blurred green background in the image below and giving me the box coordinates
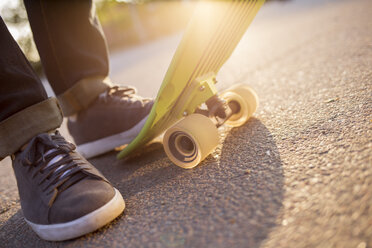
[0,0,284,75]
[0,0,197,74]
[96,0,197,50]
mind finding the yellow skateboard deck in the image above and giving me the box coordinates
[117,0,265,161]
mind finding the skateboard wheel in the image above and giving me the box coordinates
[220,84,258,127]
[163,114,219,169]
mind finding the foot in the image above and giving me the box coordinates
[68,86,153,159]
[12,131,125,241]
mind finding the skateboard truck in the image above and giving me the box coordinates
[188,73,241,128]
[163,82,258,169]
[177,73,218,119]
[205,95,240,127]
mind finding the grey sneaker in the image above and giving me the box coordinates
[68,86,153,159]
[12,131,125,241]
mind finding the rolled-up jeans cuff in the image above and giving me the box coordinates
[57,76,112,116]
[0,98,63,160]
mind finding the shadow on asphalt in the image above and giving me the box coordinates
[215,118,285,247]
[0,119,284,247]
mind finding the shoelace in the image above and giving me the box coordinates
[19,131,102,206]
[98,86,151,107]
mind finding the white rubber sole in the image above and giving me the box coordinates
[77,116,148,159]
[26,188,125,241]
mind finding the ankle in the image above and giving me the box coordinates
[18,129,57,152]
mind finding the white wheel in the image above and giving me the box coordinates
[163,114,219,169]
[220,84,258,127]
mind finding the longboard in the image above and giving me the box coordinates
[117,0,265,168]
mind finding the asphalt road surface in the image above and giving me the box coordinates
[0,0,371,247]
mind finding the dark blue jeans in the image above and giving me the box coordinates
[0,0,109,121]
[0,0,112,158]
